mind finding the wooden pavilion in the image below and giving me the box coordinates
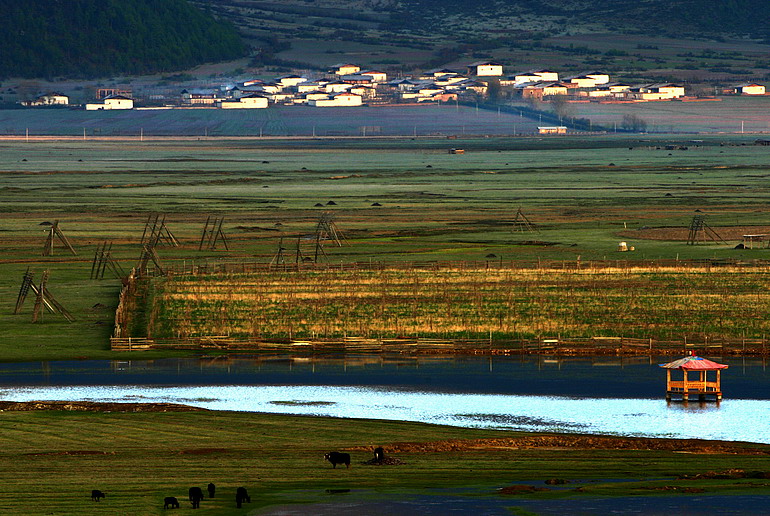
[660,354,728,401]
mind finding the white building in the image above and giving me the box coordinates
[277,75,307,89]
[734,83,766,95]
[26,93,69,106]
[310,92,362,107]
[85,95,133,110]
[331,64,361,76]
[468,61,504,77]
[218,94,268,109]
[360,70,387,83]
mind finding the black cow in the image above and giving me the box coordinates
[374,447,384,462]
[235,486,251,508]
[207,483,216,498]
[324,451,351,469]
[163,496,179,509]
[189,486,204,509]
[91,490,105,502]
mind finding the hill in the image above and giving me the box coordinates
[192,0,770,85]
[0,0,246,79]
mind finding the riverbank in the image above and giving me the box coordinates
[0,403,768,515]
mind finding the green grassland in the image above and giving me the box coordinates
[0,408,767,515]
[2,134,770,359]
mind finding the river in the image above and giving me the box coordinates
[1,355,768,443]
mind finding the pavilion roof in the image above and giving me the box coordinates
[659,355,728,370]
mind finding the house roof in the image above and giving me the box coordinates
[469,61,502,67]
[659,355,728,370]
[105,95,132,100]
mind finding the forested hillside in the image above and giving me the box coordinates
[0,0,246,79]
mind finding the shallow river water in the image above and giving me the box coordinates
[1,355,768,443]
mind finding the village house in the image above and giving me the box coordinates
[516,81,569,98]
[565,74,602,88]
[331,64,361,76]
[180,89,219,105]
[341,74,375,86]
[468,61,504,77]
[24,93,69,106]
[420,68,459,80]
[359,70,388,83]
[584,82,632,98]
[349,85,377,99]
[511,69,559,85]
[628,83,685,100]
[309,92,363,107]
[297,81,330,93]
[733,83,766,95]
[85,94,134,110]
[218,94,269,109]
[292,91,330,105]
[584,72,610,85]
[323,80,354,93]
[277,75,307,89]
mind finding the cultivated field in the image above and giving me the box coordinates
[139,266,770,342]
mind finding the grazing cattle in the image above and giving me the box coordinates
[374,447,384,462]
[163,496,179,509]
[324,451,351,469]
[189,487,204,509]
[235,486,251,508]
[91,489,105,502]
[207,482,216,498]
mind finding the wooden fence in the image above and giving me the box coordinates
[144,257,770,277]
[110,334,770,356]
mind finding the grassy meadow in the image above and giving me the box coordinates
[2,134,770,358]
[0,408,768,515]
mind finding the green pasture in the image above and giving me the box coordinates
[0,410,767,515]
[2,135,770,359]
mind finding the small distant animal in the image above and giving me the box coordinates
[91,489,105,502]
[207,482,216,498]
[374,447,384,461]
[189,486,204,509]
[163,496,179,509]
[324,451,351,469]
[235,486,251,508]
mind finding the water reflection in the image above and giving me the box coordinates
[0,355,767,399]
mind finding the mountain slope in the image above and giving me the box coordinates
[0,0,246,79]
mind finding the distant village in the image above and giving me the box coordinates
[23,61,768,111]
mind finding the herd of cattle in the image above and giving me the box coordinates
[90,448,386,509]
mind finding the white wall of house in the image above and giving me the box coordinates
[471,63,503,76]
[334,65,360,75]
[737,84,766,95]
[310,93,362,107]
[219,96,268,109]
[86,96,133,110]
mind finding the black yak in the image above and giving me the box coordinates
[90,490,105,502]
[189,487,204,509]
[324,451,351,468]
[163,496,179,509]
[207,483,216,498]
[235,486,251,508]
